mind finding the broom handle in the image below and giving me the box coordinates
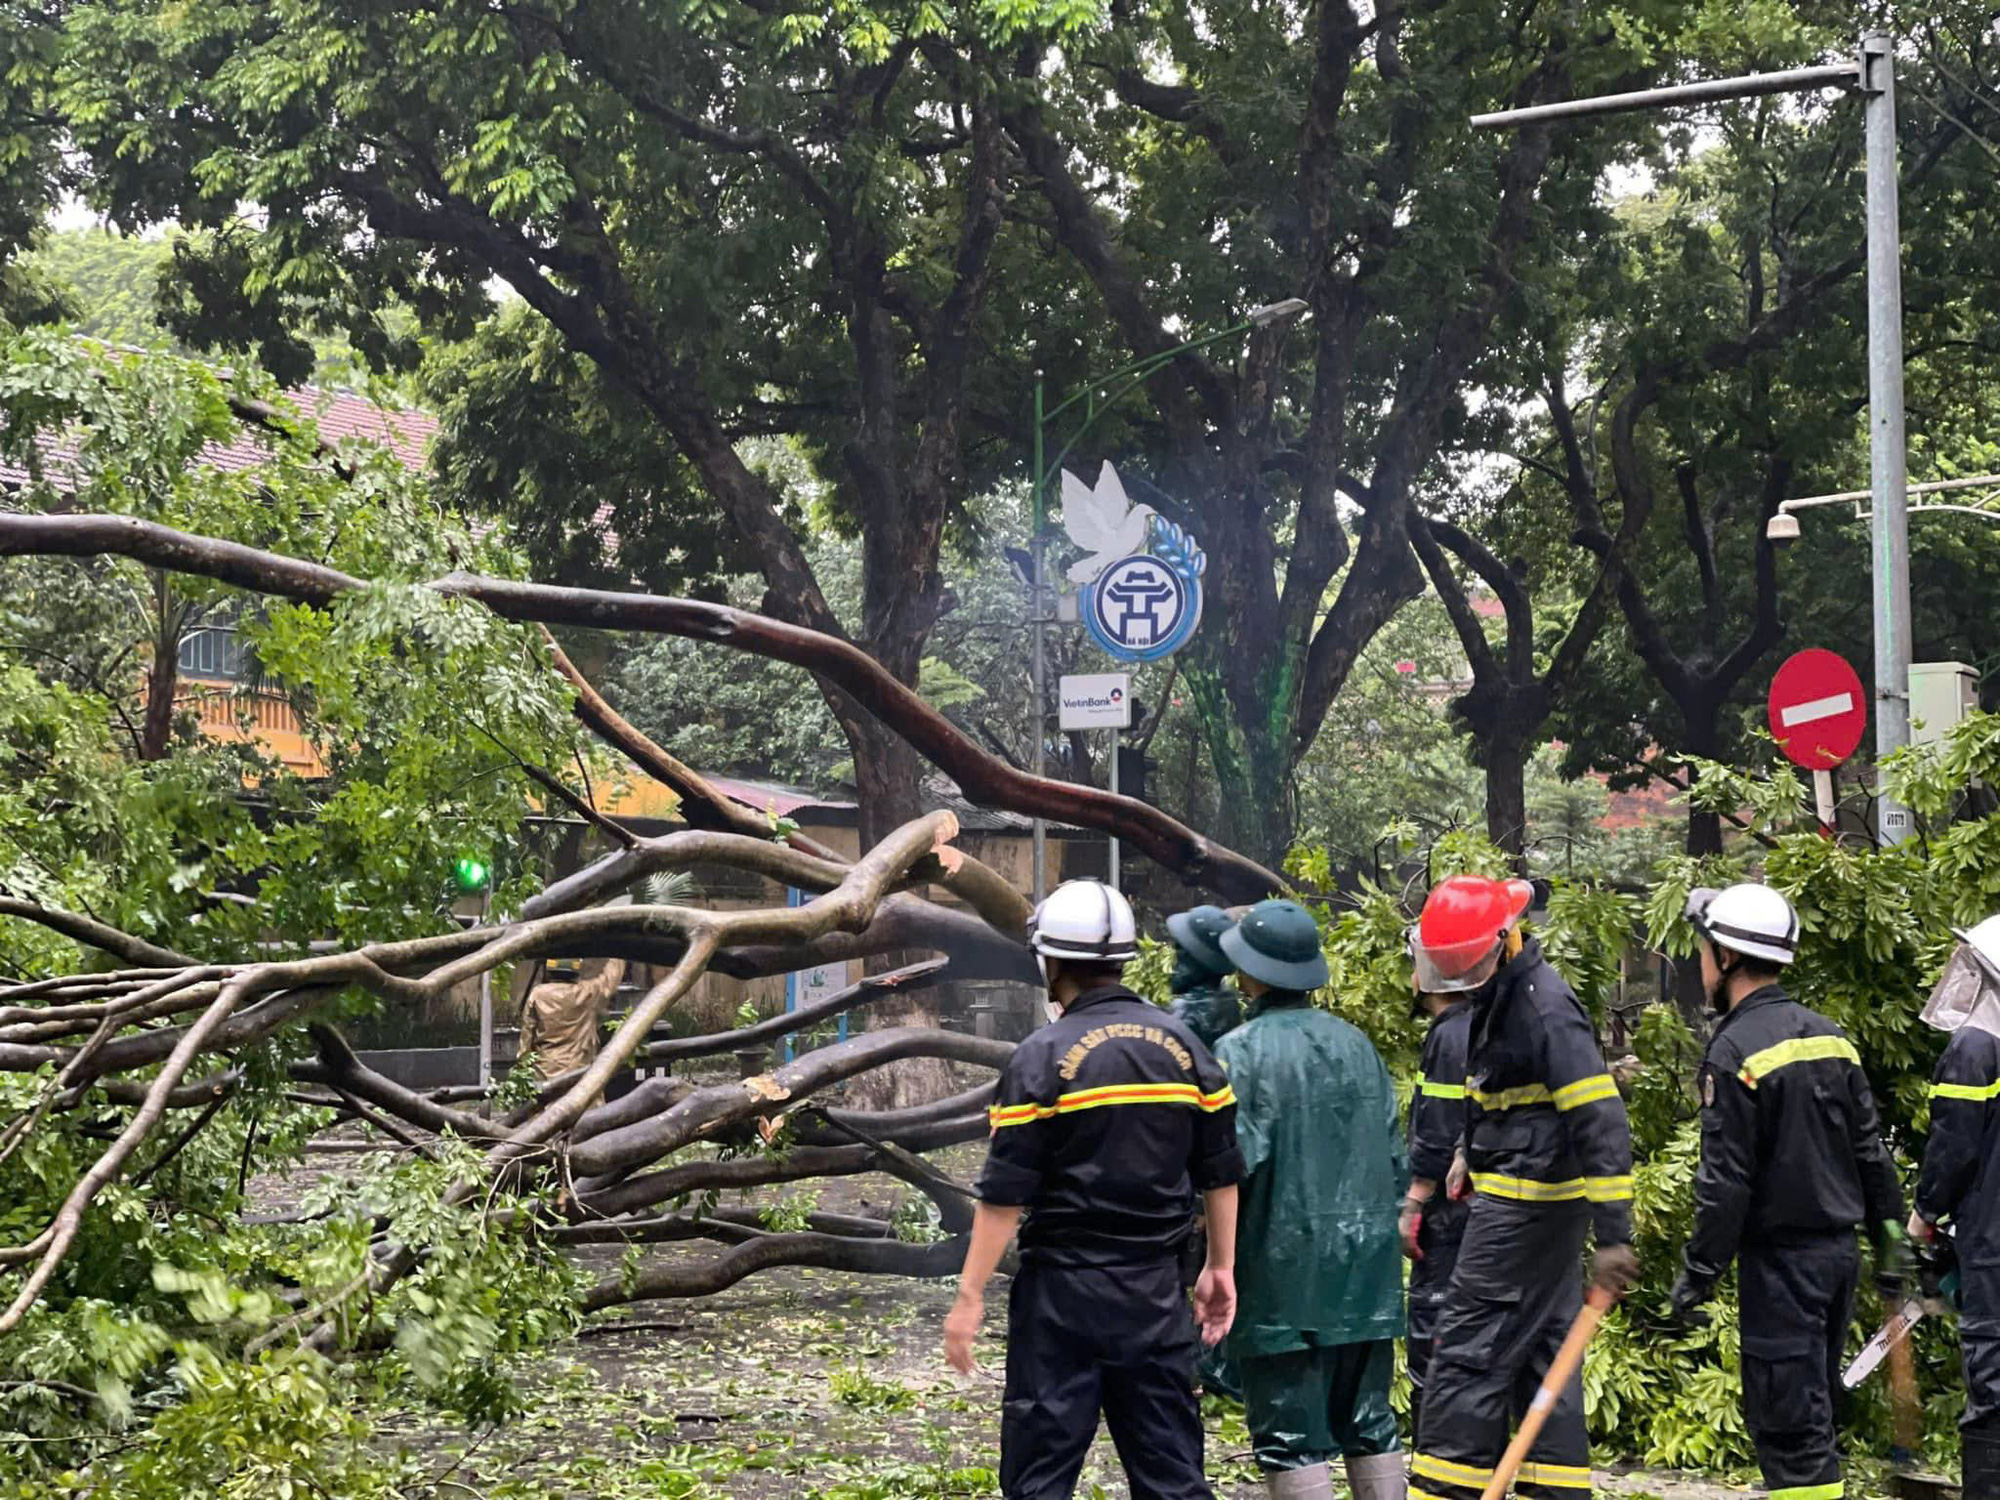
[1477,1287,1614,1500]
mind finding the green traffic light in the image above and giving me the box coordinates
[453,856,490,893]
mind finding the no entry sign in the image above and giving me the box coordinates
[1768,649,1868,769]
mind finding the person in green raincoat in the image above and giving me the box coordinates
[1167,903,1246,1403]
[1216,899,1407,1500]
[1167,904,1243,1051]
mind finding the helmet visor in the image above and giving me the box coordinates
[1924,945,2000,1037]
[1413,936,1502,994]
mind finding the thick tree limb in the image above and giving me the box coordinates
[0,515,1283,900]
[583,1229,971,1307]
[542,632,845,863]
[0,897,196,969]
[567,1026,1012,1179]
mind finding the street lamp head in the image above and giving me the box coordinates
[1247,298,1310,327]
[1766,512,1802,545]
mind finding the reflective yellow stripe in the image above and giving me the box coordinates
[1517,1461,1593,1488]
[988,1082,1234,1128]
[1738,1034,1860,1087]
[1586,1174,1635,1202]
[1768,1484,1842,1500]
[1552,1074,1619,1111]
[1412,1453,1494,1486]
[1469,1082,1553,1110]
[1420,1078,1466,1099]
[1471,1173,1586,1202]
[1934,1078,2000,1102]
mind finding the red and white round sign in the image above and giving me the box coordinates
[1767,649,1868,769]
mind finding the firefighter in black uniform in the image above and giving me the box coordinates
[1400,926,1474,1431]
[1666,882,1905,1500]
[1410,875,1639,1500]
[1910,914,2000,1500]
[944,879,1244,1500]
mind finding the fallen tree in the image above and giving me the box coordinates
[0,506,1291,1426]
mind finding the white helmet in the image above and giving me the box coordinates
[1924,914,2000,1036]
[1029,880,1139,965]
[1685,883,1799,968]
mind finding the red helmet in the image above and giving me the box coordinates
[1414,876,1534,992]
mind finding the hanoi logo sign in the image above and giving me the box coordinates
[1059,461,1205,664]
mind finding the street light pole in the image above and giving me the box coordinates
[1025,300,1308,908]
[1862,31,1914,843]
[1473,35,1917,844]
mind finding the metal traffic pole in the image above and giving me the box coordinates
[1030,372,1048,909]
[1472,34,1915,844]
[1108,726,1121,891]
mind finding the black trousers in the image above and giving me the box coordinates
[1738,1234,1857,1499]
[1001,1259,1212,1500]
[1965,1261,2000,1431]
[1413,1198,1592,1500]
[1407,1199,1466,1429]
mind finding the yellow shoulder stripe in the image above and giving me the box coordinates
[1738,1035,1860,1088]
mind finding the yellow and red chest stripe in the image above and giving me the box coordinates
[989,1081,1236,1129]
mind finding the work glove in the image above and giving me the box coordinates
[1664,1271,1715,1330]
[1875,1219,1914,1299]
[1590,1242,1641,1297]
[1399,1197,1426,1261]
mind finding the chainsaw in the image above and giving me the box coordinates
[1842,1232,1959,1391]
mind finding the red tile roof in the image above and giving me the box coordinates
[0,384,435,493]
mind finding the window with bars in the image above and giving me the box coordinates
[178,625,252,681]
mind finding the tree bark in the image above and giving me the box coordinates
[138,572,178,762]
[1485,735,1531,862]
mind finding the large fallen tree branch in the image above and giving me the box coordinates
[0,513,1284,900]
[0,813,1022,1335]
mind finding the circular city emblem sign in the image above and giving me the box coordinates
[1084,552,1202,661]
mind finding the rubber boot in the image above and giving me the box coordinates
[1344,1452,1407,1500]
[1965,1418,2000,1500]
[1266,1462,1337,1500]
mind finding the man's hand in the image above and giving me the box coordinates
[943,1291,984,1375]
[1665,1271,1714,1330]
[1445,1148,1471,1202]
[1907,1209,1938,1246]
[1591,1242,1640,1297]
[1399,1200,1425,1261]
[1194,1265,1237,1348]
[1875,1219,1914,1298]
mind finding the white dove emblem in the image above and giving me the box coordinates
[1060,461,1157,584]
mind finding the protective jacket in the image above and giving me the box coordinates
[1916,1024,2000,1436]
[1462,940,1633,1245]
[520,959,625,1081]
[1168,956,1242,1052]
[1407,998,1472,1402]
[1685,984,1902,1283]
[1215,992,1405,1356]
[977,984,1242,1269]
[1917,1024,2000,1265]
[1413,944,1626,1500]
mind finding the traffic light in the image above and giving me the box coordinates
[452,855,491,894]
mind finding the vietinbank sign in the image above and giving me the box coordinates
[1058,673,1132,730]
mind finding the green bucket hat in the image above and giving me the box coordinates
[1165,904,1235,976]
[1221,898,1329,991]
